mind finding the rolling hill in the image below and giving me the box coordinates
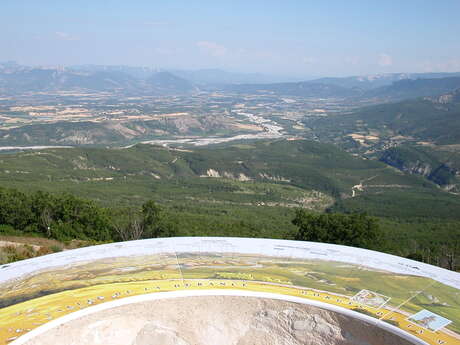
[363,77,460,101]
[379,144,460,189]
[222,75,460,101]
[146,71,196,94]
[304,89,460,191]
[0,139,458,221]
[308,89,460,145]
[312,72,460,90]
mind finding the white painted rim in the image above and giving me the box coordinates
[2,237,459,289]
[11,289,427,345]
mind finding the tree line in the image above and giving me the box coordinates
[0,186,457,271]
[0,187,176,242]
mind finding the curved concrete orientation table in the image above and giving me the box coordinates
[0,237,459,345]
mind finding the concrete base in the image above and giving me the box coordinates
[15,291,421,345]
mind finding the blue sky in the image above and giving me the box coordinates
[2,0,460,77]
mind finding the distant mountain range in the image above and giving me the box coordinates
[362,77,460,101]
[222,81,357,98]
[0,63,195,95]
[146,71,196,94]
[67,65,308,84]
[223,76,460,101]
[169,69,309,85]
[68,64,157,79]
[311,72,460,90]
[1,62,460,101]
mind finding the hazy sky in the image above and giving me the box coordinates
[2,0,460,77]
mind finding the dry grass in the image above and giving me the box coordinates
[0,236,91,264]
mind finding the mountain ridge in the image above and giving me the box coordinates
[2,62,460,100]
[0,67,196,95]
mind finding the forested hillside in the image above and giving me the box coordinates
[307,89,460,145]
[0,140,454,216]
[0,139,459,270]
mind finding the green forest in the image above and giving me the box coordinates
[0,185,458,271]
[0,140,458,270]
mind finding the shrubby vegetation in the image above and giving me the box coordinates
[110,200,177,241]
[0,186,458,271]
[0,187,175,243]
[292,210,383,250]
[0,188,112,241]
[0,140,458,269]
[0,243,44,263]
[379,219,460,271]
